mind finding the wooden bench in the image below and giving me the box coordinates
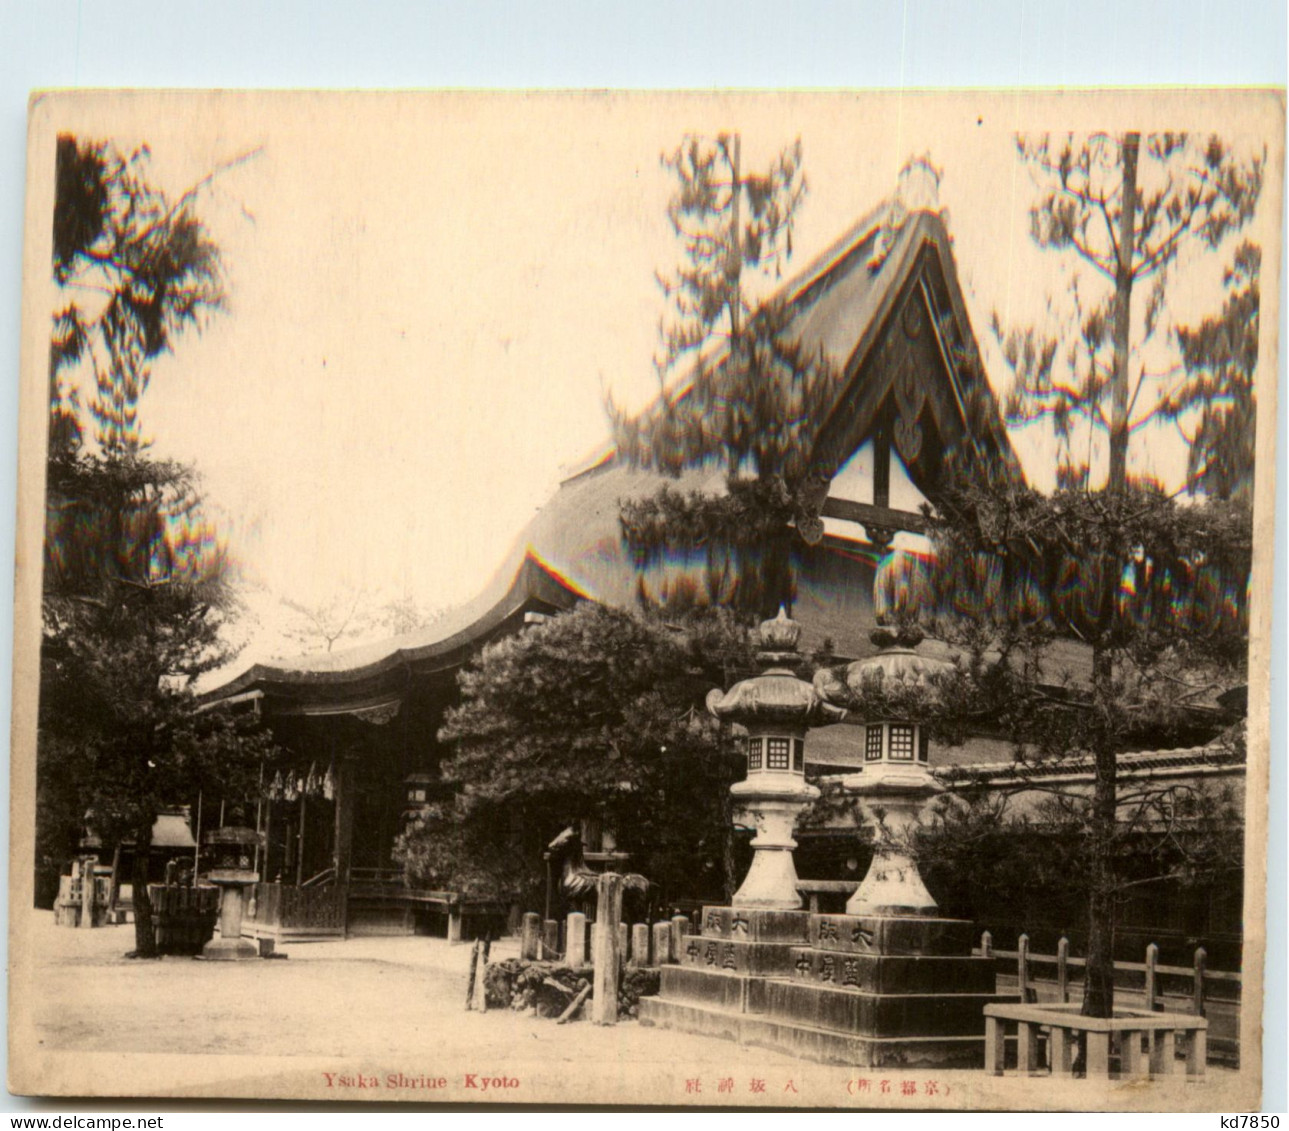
[984,1002,1207,1079]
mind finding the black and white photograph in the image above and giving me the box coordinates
[7,88,1283,1110]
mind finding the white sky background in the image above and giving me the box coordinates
[36,92,1280,661]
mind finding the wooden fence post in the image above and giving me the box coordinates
[980,930,992,958]
[79,855,98,929]
[1145,943,1160,1012]
[1193,947,1207,1017]
[592,874,624,1026]
[472,938,490,1012]
[1057,936,1069,1004]
[1018,934,1032,1002]
[465,940,481,1010]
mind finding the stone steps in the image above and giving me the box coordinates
[638,996,988,1069]
[644,906,1014,1067]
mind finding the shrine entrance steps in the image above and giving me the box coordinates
[638,907,1014,1068]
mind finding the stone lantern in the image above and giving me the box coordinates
[201,827,261,961]
[815,624,951,917]
[706,608,847,909]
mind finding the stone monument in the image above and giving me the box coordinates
[705,608,847,909]
[200,827,261,961]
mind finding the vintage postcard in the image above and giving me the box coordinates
[8,89,1283,1109]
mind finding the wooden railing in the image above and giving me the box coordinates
[979,931,1241,1065]
[245,880,347,942]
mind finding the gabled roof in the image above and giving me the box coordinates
[204,201,1023,706]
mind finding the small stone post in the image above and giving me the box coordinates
[652,921,672,966]
[671,915,690,961]
[980,930,992,958]
[629,923,650,968]
[1057,936,1070,1003]
[592,873,624,1026]
[520,912,541,961]
[79,855,98,929]
[566,911,587,967]
[542,918,560,960]
[1017,934,1031,1002]
[446,904,463,945]
[616,922,629,959]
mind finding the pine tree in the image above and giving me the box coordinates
[978,131,1263,1019]
[394,603,751,906]
[996,132,1263,493]
[611,134,837,618]
[38,135,270,955]
[50,134,231,455]
[1164,241,1261,500]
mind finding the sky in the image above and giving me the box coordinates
[27,91,1281,662]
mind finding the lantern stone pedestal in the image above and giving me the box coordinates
[728,780,819,911]
[841,758,943,917]
[201,828,261,961]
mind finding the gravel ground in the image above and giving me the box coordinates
[12,912,1245,1110]
[21,913,802,1064]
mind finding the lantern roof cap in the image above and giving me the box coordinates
[707,609,847,727]
[817,624,954,705]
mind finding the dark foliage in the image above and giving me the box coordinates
[394,603,753,906]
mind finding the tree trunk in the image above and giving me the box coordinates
[1107,132,1140,495]
[1083,648,1119,1018]
[130,820,157,957]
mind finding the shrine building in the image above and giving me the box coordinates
[199,194,1246,957]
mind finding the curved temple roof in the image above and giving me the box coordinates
[203,201,1022,710]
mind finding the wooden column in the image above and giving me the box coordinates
[295,791,307,886]
[591,874,624,1026]
[332,756,355,885]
